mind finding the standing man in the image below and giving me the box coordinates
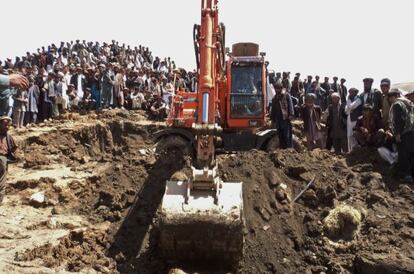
[270,82,294,149]
[326,93,347,154]
[339,78,348,105]
[27,77,40,125]
[380,78,391,130]
[70,66,86,100]
[0,116,17,203]
[406,90,414,104]
[56,72,68,114]
[281,72,291,93]
[360,78,382,119]
[388,89,414,183]
[101,63,115,109]
[0,73,29,116]
[301,93,324,150]
[320,77,331,95]
[331,77,340,93]
[114,66,125,109]
[345,88,363,152]
[42,73,56,120]
[304,75,313,95]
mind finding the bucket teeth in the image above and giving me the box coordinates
[157,180,244,265]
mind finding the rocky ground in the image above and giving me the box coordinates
[0,109,413,274]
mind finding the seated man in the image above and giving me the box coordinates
[244,100,263,116]
[130,87,146,110]
[150,96,167,119]
[67,84,80,110]
[0,116,17,203]
[80,88,96,110]
[353,104,385,147]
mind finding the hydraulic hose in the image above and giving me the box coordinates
[193,24,200,71]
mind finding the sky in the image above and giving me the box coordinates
[1,0,413,89]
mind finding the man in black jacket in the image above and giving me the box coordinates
[326,93,347,154]
[270,82,294,149]
[388,89,414,183]
[70,66,86,99]
[360,78,383,119]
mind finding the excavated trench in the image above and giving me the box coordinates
[9,112,414,274]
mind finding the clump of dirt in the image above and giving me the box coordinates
[23,152,51,168]
[15,228,117,273]
[323,204,362,241]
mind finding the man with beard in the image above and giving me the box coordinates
[360,78,382,119]
[387,89,414,183]
[270,82,294,149]
[339,78,348,104]
[353,104,385,147]
[326,93,347,154]
[380,78,391,130]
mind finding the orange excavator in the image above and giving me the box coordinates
[156,0,277,264]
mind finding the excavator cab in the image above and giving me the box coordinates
[227,43,267,129]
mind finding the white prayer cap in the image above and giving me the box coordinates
[331,92,340,98]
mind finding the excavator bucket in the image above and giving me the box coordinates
[158,180,244,265]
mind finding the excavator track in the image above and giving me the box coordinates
[158,180,244,265]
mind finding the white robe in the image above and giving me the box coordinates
[345,97,362,151]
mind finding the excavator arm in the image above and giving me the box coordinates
[158,0,244,266]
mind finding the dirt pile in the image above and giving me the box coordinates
[15,227,116,272]
[8,111,414,274]
[216,149,414,274]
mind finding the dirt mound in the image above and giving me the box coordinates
[10,111,414,274]
[15,227,116,272]
[216,149,414,273]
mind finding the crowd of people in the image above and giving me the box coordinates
[269,72,414,183]
[1,43,414,184]
[0,40,199,128]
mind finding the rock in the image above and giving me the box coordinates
[265,170,280,188]
[79,156,90,164]
[94,265,111,274]
[169,269,187,274]
[58,189,77,204]
[138,149,147,156]
[254,206,271,222]
[367,192,386,205]
[0,228,30,239]
[11,179,40,190]
[114,164,123,172]
[302,189,318,207]
[171,171,188,181]
[279,183,288,190]
[285,165,308,179]
[29,192,46,207]
[354,252,414,274]
[47,217,58,229]
[318,185,337,206]
[52,206,64,215]
[275,189,287,202]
